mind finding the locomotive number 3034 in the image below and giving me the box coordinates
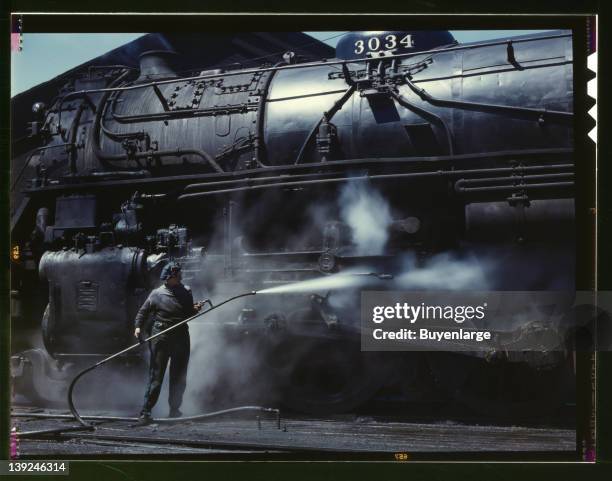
[354,34,415,54]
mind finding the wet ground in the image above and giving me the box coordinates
[11,401,577,459]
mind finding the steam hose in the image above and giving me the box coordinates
[67,291,270,428]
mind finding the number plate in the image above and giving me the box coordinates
[354,34,415,55]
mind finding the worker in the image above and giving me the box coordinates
[133,262,203,425]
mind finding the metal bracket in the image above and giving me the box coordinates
[152,84,170,111]
[506,40,524,71]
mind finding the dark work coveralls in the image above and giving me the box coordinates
[134,283,197,416]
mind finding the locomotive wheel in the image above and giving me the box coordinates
[427,352,572,419]
[270,338,392,415]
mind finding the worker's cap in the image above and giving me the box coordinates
[160,262,182,280]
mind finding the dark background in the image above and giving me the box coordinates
[1,1,609,479]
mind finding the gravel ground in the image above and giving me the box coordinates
[11,407,576,457]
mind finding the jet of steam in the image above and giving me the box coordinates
[257,272,371,295]
[339,181,392,255]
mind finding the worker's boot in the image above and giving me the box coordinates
[132,412,153,427]
[168,408,182,418]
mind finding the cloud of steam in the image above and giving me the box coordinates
[395,252,492,290]
[339,181,392,256]
[177,283,279,415]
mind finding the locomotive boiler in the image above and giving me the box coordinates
[10,30,576,415]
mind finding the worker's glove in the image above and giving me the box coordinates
[134,327,141,340]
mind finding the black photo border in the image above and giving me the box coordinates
[1,2,610,479]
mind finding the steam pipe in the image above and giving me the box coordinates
[23,149,574,194]
[95,81,225,173]
[183,171,347,192]
[293,83,357,165]
[68,291,257,427]
[90,73,139,170]
[60,170,151,181]
[456,172,573,187]
[460,172,574,184]
[67,101,88,174]
[455,181,573,194]
[111,104,257,123]
[177,164,574,201]
[403,75,573,124]
[92,86,224,173]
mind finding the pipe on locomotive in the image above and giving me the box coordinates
[403,75,573,125]
[48,32,575,152]
[47,32,574,177]
[176,163,575,202]
[24,148,574,195]
[67,102,88,175]
[54,32,572,105]
[11,143,73,192]
[90,73,224,174]
[293,83,357,165]
[67,290,261,428]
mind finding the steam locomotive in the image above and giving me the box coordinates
[10,30,576,415]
